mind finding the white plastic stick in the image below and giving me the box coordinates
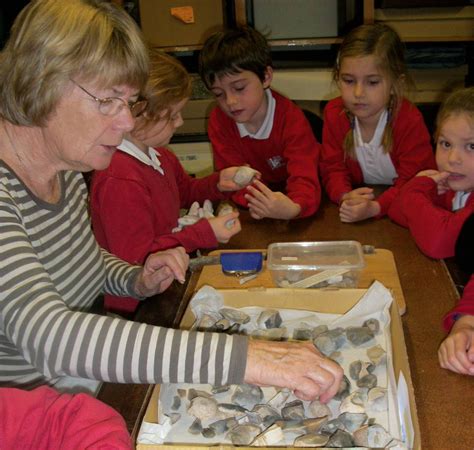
[287,267,350,288]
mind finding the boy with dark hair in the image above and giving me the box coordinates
[199,26,321,220]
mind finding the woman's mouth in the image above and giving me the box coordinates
[102,145,118,153]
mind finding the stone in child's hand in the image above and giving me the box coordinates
[233,166,258,187]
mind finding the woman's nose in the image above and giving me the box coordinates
[116,106,136,133]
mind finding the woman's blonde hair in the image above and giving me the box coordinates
[141,49,192,125]
[0,0,148,127]
[334,23,409,157]
[435,87,474,141]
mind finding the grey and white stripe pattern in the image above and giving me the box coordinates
[0,163,247,388]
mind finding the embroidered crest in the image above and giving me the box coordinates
[267,155,285,170]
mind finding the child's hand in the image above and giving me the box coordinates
[245,180,301,220]
[438,315,474,375]
[217,167,261,192]
[416,170,450,195]
[208,211,241,243]
[339,198,381,223]
[340,187,374,203]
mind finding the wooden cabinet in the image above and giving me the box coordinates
[373,3,473,42]
[134,1,472,53]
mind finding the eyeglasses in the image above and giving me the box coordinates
[71,80,148,118]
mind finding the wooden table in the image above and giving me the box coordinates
[97,198,474,449]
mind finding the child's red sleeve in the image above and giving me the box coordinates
[320,100,354,204]
[0,386,132,449]
[388,177,474,259]
[443,275,474,332]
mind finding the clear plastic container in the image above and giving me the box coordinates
[267,241,366,288]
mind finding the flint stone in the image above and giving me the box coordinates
[327,429,355,447]
[367,344,387,366]
[231,384,264,410]
[294,433,329,447]
[346,326,375,346]
[208,418,237,435]
[339,412,368,432]
[357,373,378,389]
[257,309,282,329]
[233,166,258,186]
[281,399,305,421]
[311,324,329,339]
[333,375,351,401]
[353,424,393,448]
[363,318,380,334]
[188,396,218,421]
[293,327,313,341]
[320,417,343,436]
[313,328,346,355]
[219,307,250,325]
[188,418,202,435]
[308,399,332,419]
[226,424,261,446]
[201,427,216,438]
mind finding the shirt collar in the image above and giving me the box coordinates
[117,139,164,175]
[354,109,388,148]
[237,89,275,140]
[452,191,471,211]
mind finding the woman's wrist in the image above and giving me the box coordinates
[131,269,147,299]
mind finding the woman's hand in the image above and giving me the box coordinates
[134,247,189,297]
[244,339,343,403]
[439,315,474,375]
[245,180,301,220]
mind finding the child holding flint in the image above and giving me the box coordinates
[91,50,244,315]
[199,26,321,220]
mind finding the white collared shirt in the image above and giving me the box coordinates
[452,191,471,211]
[354,110,397,185]
[237,89,275,140]
[117,139,164,175]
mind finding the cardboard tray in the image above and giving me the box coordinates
[137,287,419,449]
[196,248,406,315]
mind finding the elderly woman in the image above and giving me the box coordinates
[0,0,342,404]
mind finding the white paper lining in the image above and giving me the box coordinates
[137,282,412,448]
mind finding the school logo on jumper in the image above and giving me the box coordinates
[267,156,285,170]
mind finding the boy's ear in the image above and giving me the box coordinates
[263,66,273,88]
